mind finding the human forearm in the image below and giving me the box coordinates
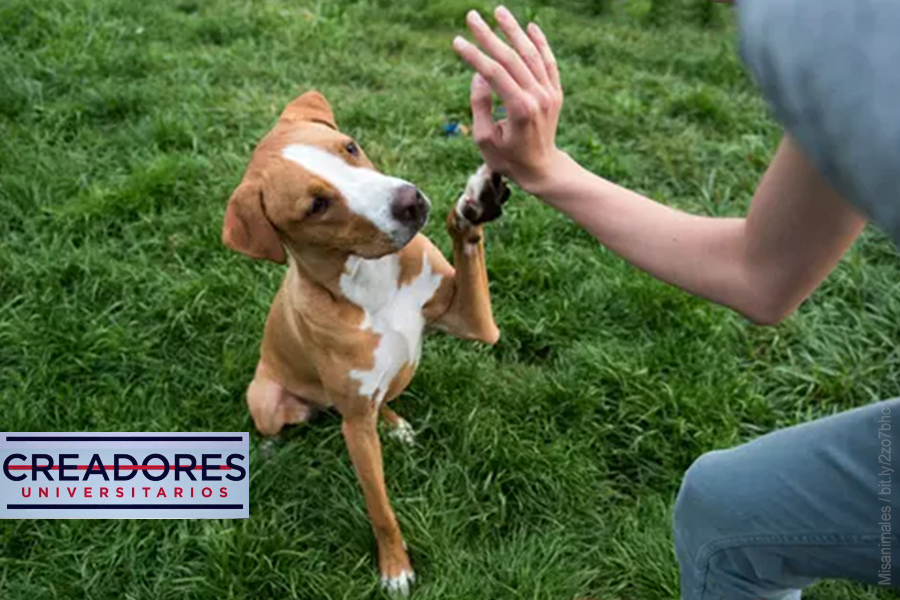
[530,138,865,325]
[532,151,765,321]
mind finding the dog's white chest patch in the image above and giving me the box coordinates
[340,252,442,405]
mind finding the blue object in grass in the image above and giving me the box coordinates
[443,120,462,136]
[441,120,470,137]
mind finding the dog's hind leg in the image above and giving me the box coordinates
[246,368,315,437]
[380,405,415,445]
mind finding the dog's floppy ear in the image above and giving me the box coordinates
[222,180,287,264]
[280,90,337,130]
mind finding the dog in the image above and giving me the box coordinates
[221,90,508,594]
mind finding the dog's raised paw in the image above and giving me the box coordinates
[381,568,416,597]
[455,164,510,226]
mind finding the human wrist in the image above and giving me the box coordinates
[516,149,576,199]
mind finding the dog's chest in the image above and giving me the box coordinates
[340,252,442,405]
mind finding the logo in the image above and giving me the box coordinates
[1,433,249,519]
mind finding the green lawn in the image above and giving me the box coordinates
[2,0,899,598]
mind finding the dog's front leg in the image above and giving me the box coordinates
[341,411,414,594]
[432,165,509,343]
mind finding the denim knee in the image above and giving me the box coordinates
[674,449,738,566]
[673,449,776,600]
[673,445,822,600]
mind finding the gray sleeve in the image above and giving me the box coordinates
[736,0,900,247]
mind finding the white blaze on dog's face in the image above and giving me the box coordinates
[222,91,431,263]
[280,143,429,251]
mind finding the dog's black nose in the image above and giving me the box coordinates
[391,185,428,225]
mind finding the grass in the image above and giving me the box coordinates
[1,0,899,598]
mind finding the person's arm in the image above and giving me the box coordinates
[535,137,865,325]
[453,7,865,325]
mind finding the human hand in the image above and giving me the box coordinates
[452,6,566,195]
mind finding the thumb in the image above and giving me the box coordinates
[470,73,494,145]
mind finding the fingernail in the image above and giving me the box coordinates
[473,74,488,87]
[496,5,511,20]
[467,10,484,25]
[453,36,469,51]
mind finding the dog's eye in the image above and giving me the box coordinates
[308,196,329,216]
[345,142,359,156]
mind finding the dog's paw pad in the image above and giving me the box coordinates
[381,568,416,597]
[455,164,510,226]
[386,418,416,446]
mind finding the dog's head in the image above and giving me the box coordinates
[222,91,430,264]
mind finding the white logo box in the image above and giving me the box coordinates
[1,433,249,519]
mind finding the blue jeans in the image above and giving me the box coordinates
[675,400,900,599]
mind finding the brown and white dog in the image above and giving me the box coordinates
[221,90,508,594]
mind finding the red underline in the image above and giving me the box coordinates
[7,465,231,470]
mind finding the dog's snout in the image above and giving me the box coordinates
[391,185,428,225]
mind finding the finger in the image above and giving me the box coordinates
[495,6,549,87]
[453,36,525,110]
[470,73,495,146]
[527,22,560,92]
[465,10,539,92]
